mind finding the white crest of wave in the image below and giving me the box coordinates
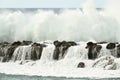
[0,0,120,42]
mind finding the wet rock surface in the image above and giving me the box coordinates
[77,62,85,68]
[53,40,77,60]
[0,40,120,69]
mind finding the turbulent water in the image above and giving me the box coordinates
[1,73,120,80]
[0,0,120,42]
[0,41,120,78]
[1,0,120,79]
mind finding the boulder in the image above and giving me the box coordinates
[106,43,116,49]
[86,42,102,60]
[77,62,85,68]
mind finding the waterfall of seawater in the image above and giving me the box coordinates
[40,44,55,62]
[12,45,32,61]
[5,41,118,69]
[0,0,120,78]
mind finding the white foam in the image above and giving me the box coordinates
[0,0,120,42]
[0,0,120,78]
[0,42,120,78]
[0,59,120,78]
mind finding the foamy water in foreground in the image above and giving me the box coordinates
[0,60,120,78]
[0,41,120,78]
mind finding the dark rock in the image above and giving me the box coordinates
[53,40,62,47]
[22,40,32,45]
[2,45,21,62]
[117,44,120,58]
[53,47,60,60]
[32,43,47,47]
[1,41,22,62]
[31,43,45,60]
[53,40,77,60]
[68,41,77,46]
[11,41,22,46]
[53,40,61,60]
[86,42,95,48]
[86,42,102,60]
[32,43,41,46]
[106,43,116,49]
[96,45,102,52]
[77,62,85,68]
[61,41,70,50]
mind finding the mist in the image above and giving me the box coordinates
[0,0,120,42]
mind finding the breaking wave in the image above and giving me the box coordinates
[0,0,120,42]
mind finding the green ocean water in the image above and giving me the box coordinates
[0,73,120,80]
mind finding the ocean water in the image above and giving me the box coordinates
[0,0,120,42]
[0,73,120,80]
[0,0,120,79]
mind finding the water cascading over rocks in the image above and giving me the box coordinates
[85,42,102,60]
[0,41,22,62]
[0,40,120,70]
[53,40,77,60]
[11,42,46,64]
[1,1,120,77]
